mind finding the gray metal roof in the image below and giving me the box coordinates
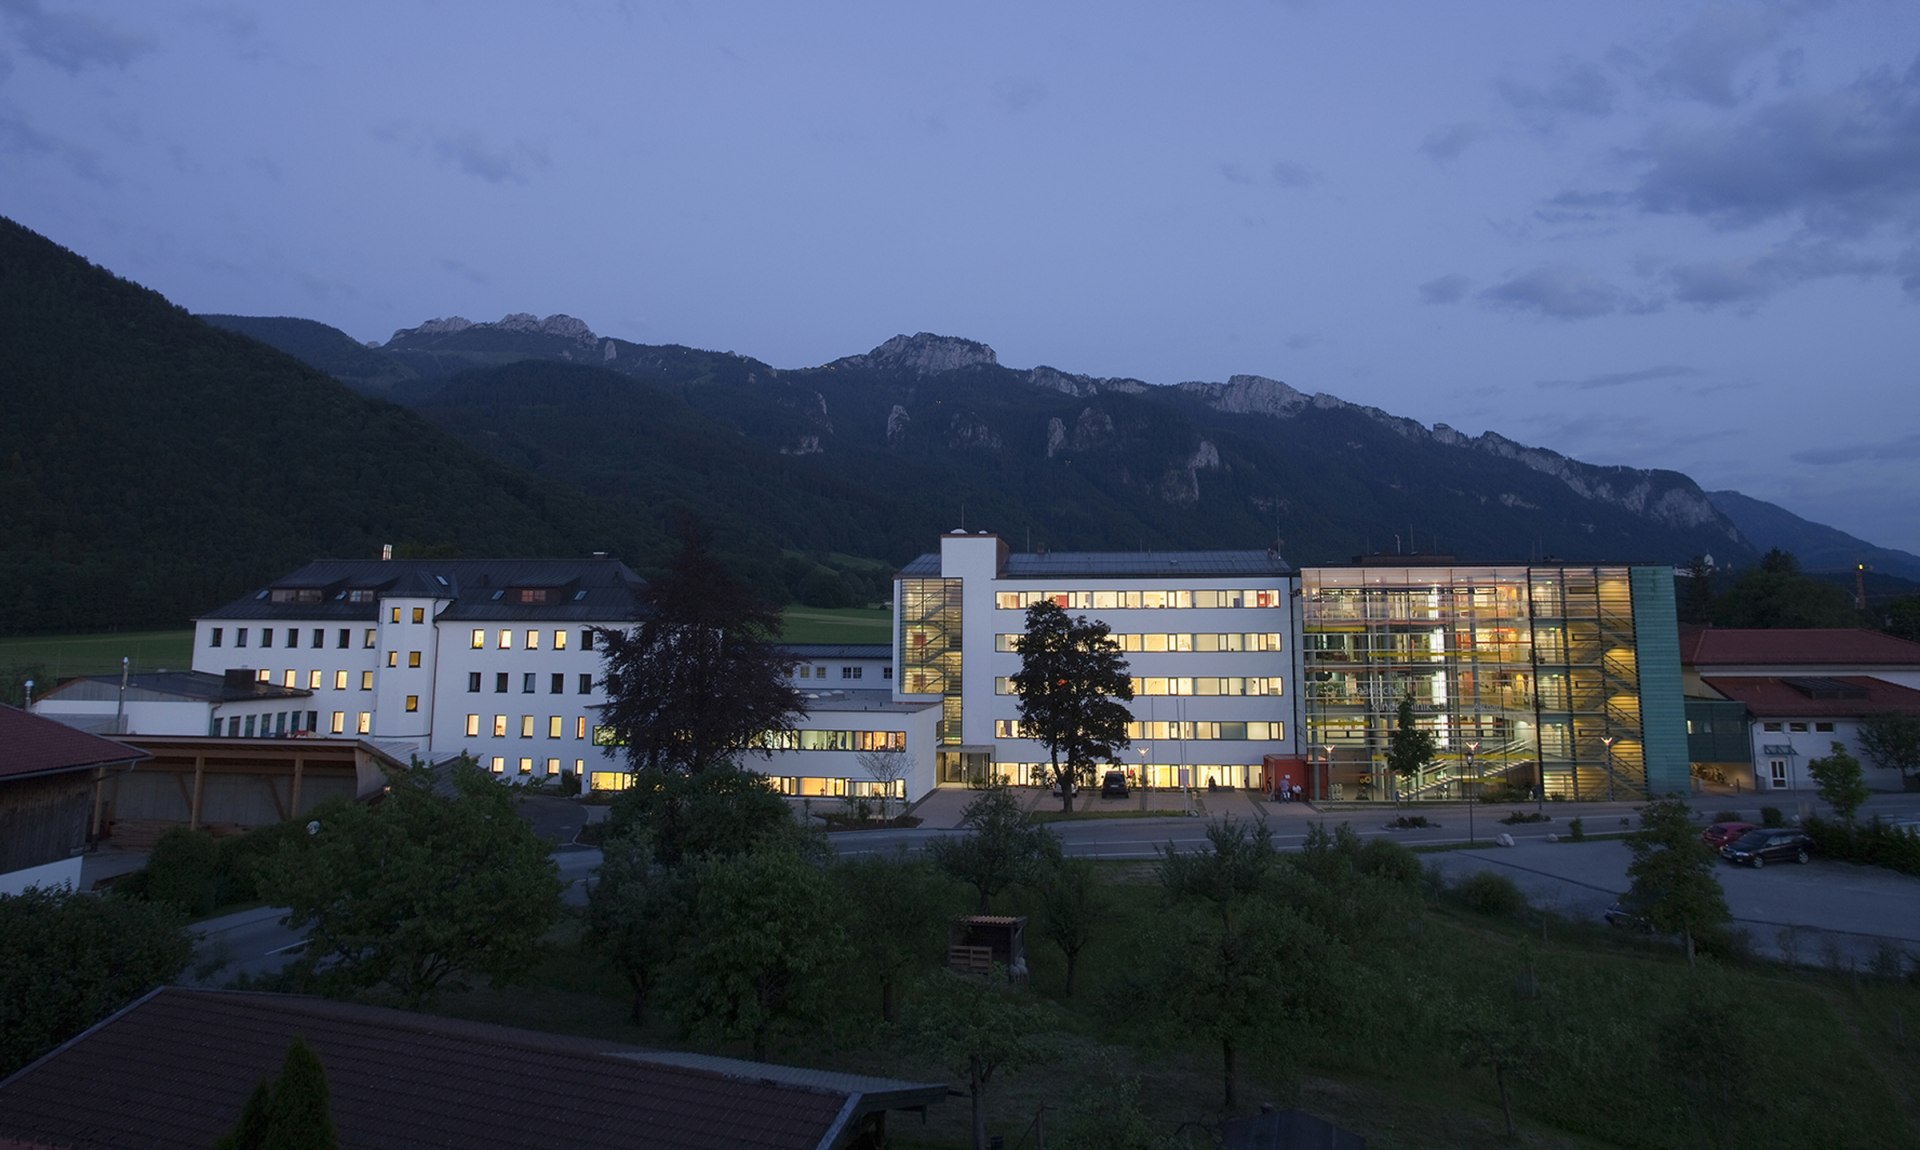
[199,558,647,623]
[898,549,1293,579]
[40,671,311,703]
[780,644,892,659]
[795,689,938,714]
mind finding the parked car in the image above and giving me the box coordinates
[1881,817,1920,838]
[1700,820,1757,850]
[1100,770,1129,798]
[1050,777,1076,797]
[1720,827,1812,867]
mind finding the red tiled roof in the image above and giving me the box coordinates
[0,705,148,782]
[1700,676,1920,719]
[1678,627,1920,667]
[0,989,940,1150]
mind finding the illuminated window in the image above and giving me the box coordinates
[408,651,421,668]
[283,670,296,688]
[386,651,397,667]
[548,716,563,738]
[493,715,507,737]
[471,629,485,649]
[335,671,348,690]
[356,712,371,735]
[330,711,345,734]
[361,671,374,690]
[490,756,505,774]
[412,607,425,624]
[363,629,377,648]
[521,715,534,738]
[526,630,540,650]
[405,695,419,713]
[498,629,512,650]
[466,714,480,737]
[554,630,568,650]
[308,670,322,689]
[390,607,400,623]
[575,716,586,739]
[519,757,534,774]
[256,669,270,683]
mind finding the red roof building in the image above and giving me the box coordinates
[0,705,147,895]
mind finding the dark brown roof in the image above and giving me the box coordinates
[0,989,943,1150]
[1700,675,1920,719]
[0,705,148,782]
[1679,626,1920,667]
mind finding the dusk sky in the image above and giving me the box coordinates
[6,2,1918,556]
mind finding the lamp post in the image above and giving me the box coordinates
[1600,734,1617,802]
[1465,740,1480,843]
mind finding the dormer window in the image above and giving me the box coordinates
[346,590,375,604]
[269,588,323,604]
[515,588,550,605]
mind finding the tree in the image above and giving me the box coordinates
[1857,711,1920,789]
[259,759,562,1007]
[1452,998,1547,1142]
[834,849,958,1021]
[586,828,690,1025]
[214,1038,339,1150]
[901,969,1058,1150]
[853,747,912,821]
[0,886,191,1077]
[1010,601,1133,812]
[1808,741,1870,823]
[668,845,850,1060]
[1625,797,1731,966]
[605,762,803,868]
[1037,857,1108,997]
[1712,549,1862,629]
[597,525,803,775]
[928,784,1061,913]
[1385,693,1437,804]
[1677,555,1716,626]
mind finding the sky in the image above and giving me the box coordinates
[6,1,1919,556]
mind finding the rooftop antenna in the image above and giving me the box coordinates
[115,656,129,734]
[22,678,32,708]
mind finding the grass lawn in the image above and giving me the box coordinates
[780,605,892,644]
[0,629,195,681]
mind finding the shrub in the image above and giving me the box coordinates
[1567,817,1585,842]
[1761,806,1785,828]
[559,770,582,797]
[1389,815,1433,829]
[1805,815,1920,877]
[1713,810,1742,823]
[1454,870,1527,917]
[1356,837,1424,888]
[137,828,221,916]
[1499,811,1550,825]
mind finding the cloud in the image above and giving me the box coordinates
[1496,55,1616,129]
[1646,6,1787,107]
[1663,241,1887,307]
[1218,161,1255,185]
[1791,432,1920,466]
[1626,59,1920,235]
[1534,365,1700,390]
[439,258,490,286]
[0,110,116,185]
[1479,265,1655,320]
[426,130,549,185]
[1269,160,1319,188]
[1417,274,1471,305]
[992,76,1047,115]
[1282,333,1322,351]
[1420,123,1481,164]
[0,0,150,73]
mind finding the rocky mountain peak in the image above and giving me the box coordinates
[865,332,998,375]
[385,312,599,347]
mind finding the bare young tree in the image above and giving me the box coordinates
[854,747,913,822]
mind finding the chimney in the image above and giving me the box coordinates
[381,543,394,561]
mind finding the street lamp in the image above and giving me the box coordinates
[1600,735,1617,803]
[1465,740,1480,843]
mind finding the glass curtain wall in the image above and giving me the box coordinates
[1301,566,1646,802]
[898,577,971,782]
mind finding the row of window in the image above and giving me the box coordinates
[470,628,597,651]
[753,729,907,752]
[466,671,596,695]
[994,719,1285,741]
[994,632,1285,653]
[465,714,593,740]
[492,756,589,776]
[995,589,1289,611]
[795,664,892,681]
[389,607,429,624]
[584,772,910,798]
[1761,721,1836,733]
[993,676,1285,697]
[210,626,377,650]
[213,711,321,737]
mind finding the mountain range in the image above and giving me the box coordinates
[5,213,1916,637]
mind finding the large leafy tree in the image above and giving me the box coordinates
[586,828,691,1025]
[0,886,191,1077]
[902,969,1059,1150]
[260,759,562,1007]
[1712,549,1862,629]
[667,845,850,1060]
[929,784,1061,913]
[1625,797,1730,966]
[1808,741,1870,823]
[1010,601,1133,811]
[833,850,958,1021]
[597,526,802,775]
[1857,712,1920,788]
[605,762,803,868]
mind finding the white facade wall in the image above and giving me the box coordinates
[910,533,1303,788]
[435,621,620,780]
[757,694,941,804]
[198,618,380,739]
[1748,717,1861,792]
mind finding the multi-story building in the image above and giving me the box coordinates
[895,532,1302,791]
[189,557,645,788]
[1300,559,1690,802]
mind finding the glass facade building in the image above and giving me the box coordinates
[1301,563,1688,803]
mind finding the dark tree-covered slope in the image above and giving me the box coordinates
[0,219,640,634]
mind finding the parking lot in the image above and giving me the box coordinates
[1423,835,1920,967]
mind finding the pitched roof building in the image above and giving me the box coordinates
[0,705,147,894]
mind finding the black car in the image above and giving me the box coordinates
[1100,770,1129,798]
[1720,827,1812,868]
